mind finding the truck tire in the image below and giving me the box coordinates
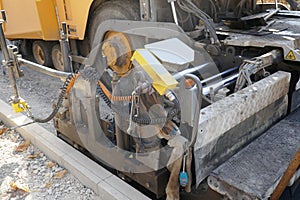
[88,0,140,47]
[32,41,53,67]
[88,0,140,75]
[51,44,64,71]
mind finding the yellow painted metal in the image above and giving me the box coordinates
[35,0,60,40]
[0,0,59,40]
[54,0,94,40]
[131,49,178,95]
[0,0,94,40]
[11,99,28,113]
[102,31,133,76]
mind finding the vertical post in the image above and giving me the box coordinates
[274,0,278,9]
[111,72,129,150]
[183,74,202,148]
[139,0,158,22]
[59,22,72,72]
[0,10,9,61]
[140,0,151,21]
[168,0,178,25]
[0,10,20,101]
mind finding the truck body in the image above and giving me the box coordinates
[1,0,298,70]
[1,0,300,199]
[0,0,95,70]
[0,0,93,40]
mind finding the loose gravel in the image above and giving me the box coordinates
[0,64,98,199]
[0,125,96,200]
[0,66,61,132]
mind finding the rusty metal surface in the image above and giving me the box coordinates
[208,107,300,200]
[194,71,291,186]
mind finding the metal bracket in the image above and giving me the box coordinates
[59,22,72,72]
[0,10,20,104]
[183,74,202,149]
[235,49,282,92]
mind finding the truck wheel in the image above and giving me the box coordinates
[51,44,64,71]
[88,0,140,75]
[88,0,140,46]
[32,41,53,67]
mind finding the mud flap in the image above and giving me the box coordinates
[194,71,291,186]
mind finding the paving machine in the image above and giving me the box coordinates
[2,0,300,199]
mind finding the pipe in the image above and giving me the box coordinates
[60,22,72,72]
[0,14,20,101]
[274,0,278,10]
[184,74,202,148]
[202,73,238,96]
[6,47,20,99]
[173,64,239,96]
[170,1,179,25]
[173,63,238,82]
[264,7,280,21]
[18,58,70,81]
[111,72,130,150]
[0,26,9,60]
[201,66,239,85]
[172,63,213,80]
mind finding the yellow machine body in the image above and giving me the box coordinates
[131,49,178,95]
[0,0,93,40]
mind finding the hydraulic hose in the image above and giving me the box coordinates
[132,91,180,125]
[7,72,80,131]
[97,80,132,102]
[177,0,220,45]
[30,72,80,123]
[96,79,180,125]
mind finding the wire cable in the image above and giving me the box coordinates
[177,0,220,45]
[31,72,79,123]
[7,72,80,131]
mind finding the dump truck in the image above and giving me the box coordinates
[2,0,298,71]
[1,0,300,199]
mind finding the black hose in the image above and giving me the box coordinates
[177,0,220,45]
[98,81,181,126]
[97,85,112,107]
[132,91,180,125]
[30,72,78,123]
[132,115,167,125]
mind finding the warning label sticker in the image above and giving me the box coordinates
[285,50,296,60]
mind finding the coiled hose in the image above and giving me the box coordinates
[97,80,180,125]
[97,80,132,102]
[8,72,80,131]
[132,92,180,125]
[97,85,112,107]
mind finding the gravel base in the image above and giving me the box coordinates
[0,64,98,199]
[0,125,96,200]
[1,66,62,133]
